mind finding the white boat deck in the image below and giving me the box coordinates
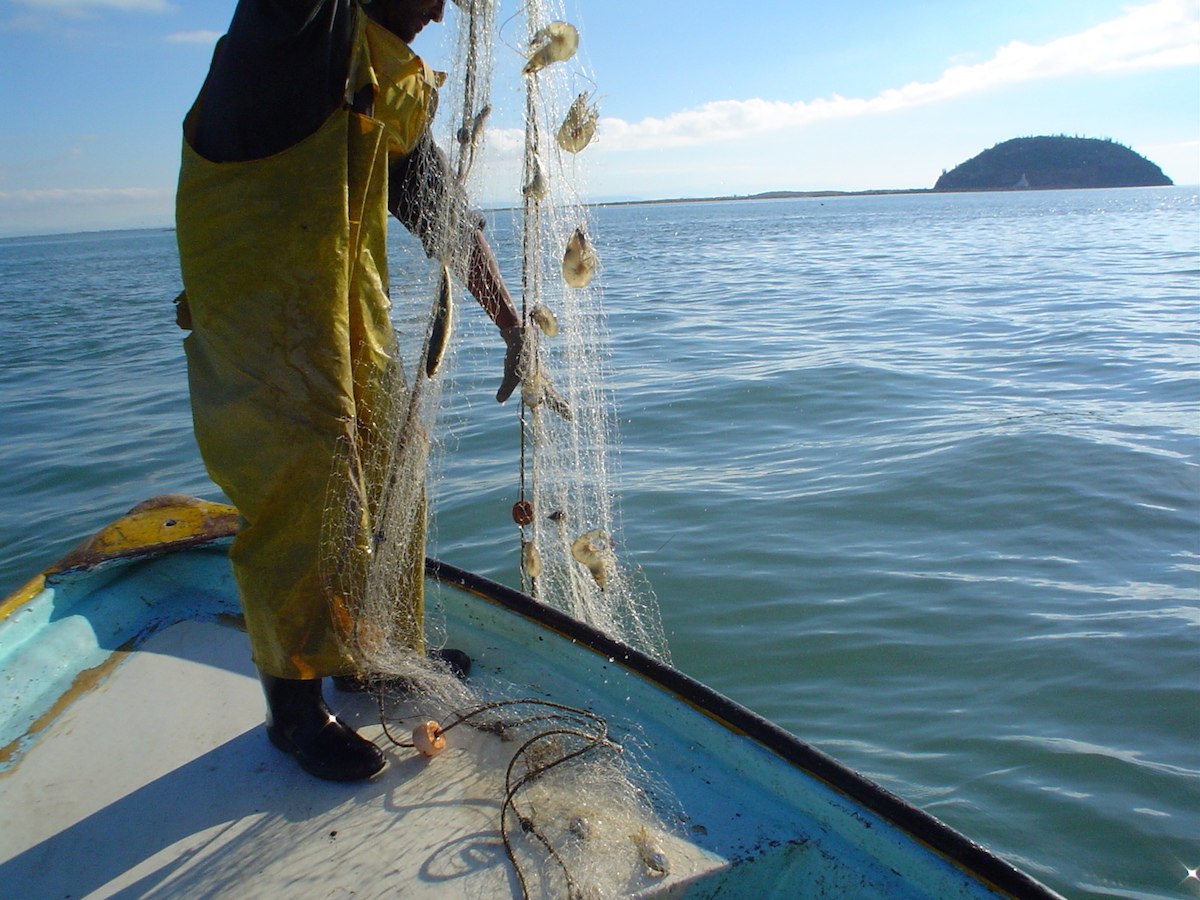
[0,619,727,899]
[0,499,1058,900]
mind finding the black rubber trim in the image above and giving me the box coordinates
[426,557,1061,900]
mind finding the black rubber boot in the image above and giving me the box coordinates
[433,647,472,679]
[332,648,472,694]
[261,673,386,782]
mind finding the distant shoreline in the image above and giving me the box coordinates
[593,188,931,208]
[2,184,1191,241]
[593,182,1188,208]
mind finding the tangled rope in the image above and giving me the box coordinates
[378,697,620,899]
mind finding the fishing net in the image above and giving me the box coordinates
[317,1,680,895]
[511,16,669,658]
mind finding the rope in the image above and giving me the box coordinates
[377,696,620,899]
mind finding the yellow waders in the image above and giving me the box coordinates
[177,13,441,679]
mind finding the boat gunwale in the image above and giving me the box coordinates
[3,496,1061,898]
[427,559,1062,900]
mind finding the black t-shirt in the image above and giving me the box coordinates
[191,0,354,163]
[188,0,471,254]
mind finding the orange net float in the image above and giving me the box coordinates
[413,721,447,757]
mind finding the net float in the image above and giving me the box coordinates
[412,721,447,757]
[512,500,534,525]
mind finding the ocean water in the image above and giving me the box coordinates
[1,187,1197,898]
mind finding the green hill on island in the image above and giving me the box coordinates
[934,136,1172,191]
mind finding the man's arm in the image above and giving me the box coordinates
[390,134,524,400]
[390,135,520,330]
[463,231,520,329]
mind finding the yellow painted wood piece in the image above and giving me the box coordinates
[0,495,238,622]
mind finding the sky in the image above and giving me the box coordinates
[0,0,1197,236]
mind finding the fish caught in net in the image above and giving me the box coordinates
[318,0,678,895]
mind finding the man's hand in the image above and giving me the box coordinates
[497,325,524,403]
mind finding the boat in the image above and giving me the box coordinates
[1,495,1060,898]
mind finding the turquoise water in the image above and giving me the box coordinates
[1,188,1197,898]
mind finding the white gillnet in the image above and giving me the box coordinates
[318,0,503,679]
[321,2,681,896]
[512,0,669,663]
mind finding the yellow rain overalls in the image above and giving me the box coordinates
[177,13,439,679]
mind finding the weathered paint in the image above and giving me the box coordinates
[0,496,240,767]
[0,497,1062,898]
[0,495,238,624]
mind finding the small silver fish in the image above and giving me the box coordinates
[522,372,573,420]
[523,155,549,200]
[425,264,453,377]
[631,826,670,877]
[456,104,491,147]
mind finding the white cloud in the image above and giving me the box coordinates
[485,127,525,157]
[165,29,221,44]
[601,0,1200,152]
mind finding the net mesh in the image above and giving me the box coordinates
[512,1,669,662]
[319,2,680,894]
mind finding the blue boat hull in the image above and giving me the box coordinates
[0,497,1059,898]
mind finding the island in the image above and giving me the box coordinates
[934,136,1172,191]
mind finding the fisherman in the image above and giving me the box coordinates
[175,0,523,782]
